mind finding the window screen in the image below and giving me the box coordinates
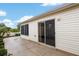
[21,24,29,35]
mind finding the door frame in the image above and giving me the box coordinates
[38,19,55,47]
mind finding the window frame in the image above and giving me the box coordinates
[21,24,29,36]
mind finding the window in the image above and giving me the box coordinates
[21,24,29,35]
[25,24,29,35]
[21,25,24,35]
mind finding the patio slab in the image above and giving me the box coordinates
[4,37,75,56]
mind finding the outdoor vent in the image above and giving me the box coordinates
[57,19,60,21]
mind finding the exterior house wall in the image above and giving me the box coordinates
[20,5,79,55]
[20,24,30,40]
[29,22,38,42]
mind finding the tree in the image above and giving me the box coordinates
[0,23,11,38]
[10,28,19,32]
[17,24,20,31]
[0,23,5,27]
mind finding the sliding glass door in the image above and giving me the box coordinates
[38,20,55,47]
[38,22,45,43]
[45,20,55,46]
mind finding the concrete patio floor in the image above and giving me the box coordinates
[4,37,75,56]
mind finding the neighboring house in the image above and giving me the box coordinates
[20,4,79,55]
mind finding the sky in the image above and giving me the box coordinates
[0,3,62,28]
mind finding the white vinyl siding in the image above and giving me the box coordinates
[20,6,79,55]
[29,22,38,42]
[55,7,79,55]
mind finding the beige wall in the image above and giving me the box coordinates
[21,6,79,55]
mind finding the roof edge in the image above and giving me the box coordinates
[20,3,78,25]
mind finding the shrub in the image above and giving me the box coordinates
[0,38,3,40]
[0,37,3,39]
[0,38,4,47]
[0,36,3,38]
[0,48,7,56]
[15,33,20,36]
[0,45,4,48]
[0,42,4,45]
[0,39,3,42]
